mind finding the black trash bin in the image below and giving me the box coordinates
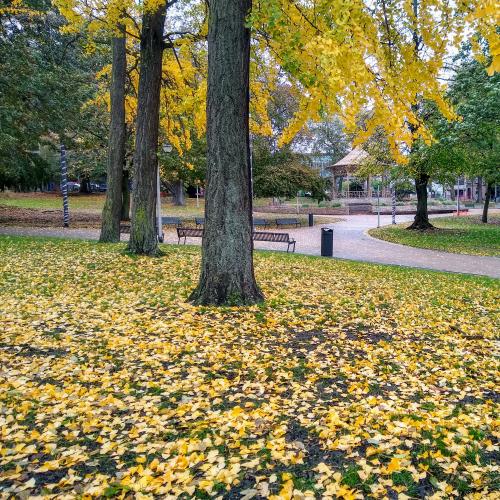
[308,213,314,227]
[321,228,333,257]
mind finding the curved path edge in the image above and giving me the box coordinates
[0,212,498,279]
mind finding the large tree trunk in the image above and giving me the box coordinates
[172,179,185,206]
[408,172,434,230]
[482,182,493,223]
[127,6,166,255]
[121,169,130,221]
[189,0,263,306]
[100,32,126,242]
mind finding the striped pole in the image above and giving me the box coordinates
[60,144,69,228]
[391,182,396,224]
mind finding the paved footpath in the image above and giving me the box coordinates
[1,212,499,278]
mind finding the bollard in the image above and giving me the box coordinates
[308,213,314,227]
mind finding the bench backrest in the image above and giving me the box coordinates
[253,218,269,225]
[276,218,299,225]
[177,227,290,243]
[253,231,290,243]
[162,216,182,225]
[177,227,204,237]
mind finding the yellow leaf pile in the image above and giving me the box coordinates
[0,237,498,498]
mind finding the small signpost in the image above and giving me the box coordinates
[377,185,380,228]
[60,145,69,228]
[391,182,396,225]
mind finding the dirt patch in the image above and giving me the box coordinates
[0,205,101,228]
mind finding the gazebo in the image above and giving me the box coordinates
[327,147,373,198]
[330,147,396,199]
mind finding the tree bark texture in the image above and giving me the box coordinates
[189,0,263,305]
[476,176,483,203]
[128,7,166,255]
[121,169,130,221]
[408,172,434,230]
[172,179,185,206]
[482,182,493,223]
[100,32,126,242]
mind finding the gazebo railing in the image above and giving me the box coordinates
[334,190,393,199]
[336,190,368,198]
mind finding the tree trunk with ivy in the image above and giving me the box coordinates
[408,172,434,230]
[482,182,493,223]
[100,32,126,242]
[189,0,263,305]
[128,7,166,255]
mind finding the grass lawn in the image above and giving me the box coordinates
[0,192,107,212]
[0,192,332,212]
[369,215,500,257]
[0,193,338,227]
[0,237,498,498]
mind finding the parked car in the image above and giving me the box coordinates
[98,183,107,192]
[66,181,80,192]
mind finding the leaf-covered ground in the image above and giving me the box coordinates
[0,237,498,499]
[369,216,500,257]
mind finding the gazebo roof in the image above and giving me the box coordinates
[332,147,368,167]
[327,147,369,175]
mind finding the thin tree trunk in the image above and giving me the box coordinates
[476,176,483,203]
[408,172,434,230]
[189,0,263,306]
[482,182,493,223]
[127,6,166,255]
[100,31,126,242]
[172,179,185,206]
[121,169,130,221]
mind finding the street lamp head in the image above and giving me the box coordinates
[162,141,173,153]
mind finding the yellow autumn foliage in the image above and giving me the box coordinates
[0,237,498,498]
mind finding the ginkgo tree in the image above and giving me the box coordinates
[191,0,498,305]
[252,0,498,231]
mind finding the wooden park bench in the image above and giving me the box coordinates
[276,217,301,228]
[253,231,296,252]
[253,218,271,228]
[162,216,183,227]
[177,227,204,244]
[194,217,205,227]
[176,227,296,252]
